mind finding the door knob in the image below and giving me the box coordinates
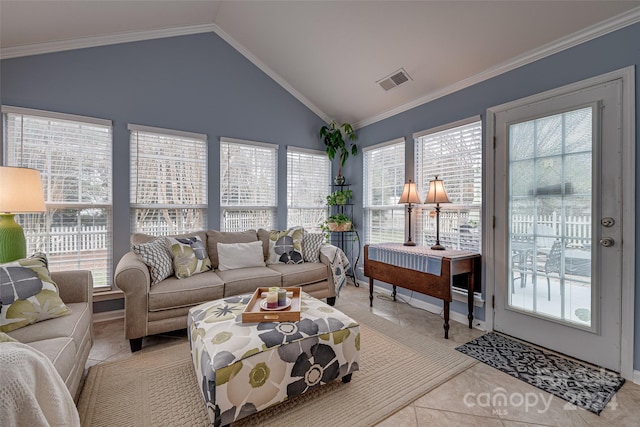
[600,237,615,247]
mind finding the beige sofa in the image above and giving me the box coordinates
[115,229,335,352]
[7,270,94,401]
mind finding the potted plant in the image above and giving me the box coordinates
[326,189,353,206]
[321,213,353,232]
[319,121,358,184]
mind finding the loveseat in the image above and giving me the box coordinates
[5,270,94,400]
[115,228,336,352]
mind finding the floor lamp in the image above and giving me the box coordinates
[0,166,46,263]
[398,179,421,246]
[424,175,451,250]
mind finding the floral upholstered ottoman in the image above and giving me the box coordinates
[187,292,360,427]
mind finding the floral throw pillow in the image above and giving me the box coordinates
[0,253,72,333]
[132,237,174,285]
[166,236,213,279]
[267,227,304,265]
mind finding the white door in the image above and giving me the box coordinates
[492,77,624,371]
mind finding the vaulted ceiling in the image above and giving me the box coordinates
[1,1,639,127]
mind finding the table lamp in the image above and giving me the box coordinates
[0,166,46,263]
[424,175,451,250]
[398,178,421,246]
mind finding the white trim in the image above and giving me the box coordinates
[93,309,124,323]
[1,105,112,127]
[485,66,635,379]
[413,115,482,140]
[362,137,405,153]
[220,136,279,150]
[0,24,217,60]
[363,280,487,331]
[128,123,207,141]
[355,7,640,129]
[633,370,640,385]
[286,146,326,156]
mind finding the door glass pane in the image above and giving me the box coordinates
[508,106,592,327]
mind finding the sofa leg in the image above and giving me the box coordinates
[129,338,143,352]
[326,297,336,306]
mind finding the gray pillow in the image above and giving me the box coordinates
[302,231,325,263]
[132,238,173,285]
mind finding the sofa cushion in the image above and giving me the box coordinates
[1,253,71,332]
[266,227,304,265]
[167,235,212,279]
[131,231,207,247]
[302,231,325,263]
[0,332,18,342]
[267,263,328,287]
[148,271,224,311]
[217,267,281,296]
[206,230,258,269]
[27,337,77,388]
[132,237,173,285]
[7,302,91,359]
[217,241,265,271]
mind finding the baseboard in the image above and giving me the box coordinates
[356,280,486,331]
[634,370,640,385]
[93,309,124,323]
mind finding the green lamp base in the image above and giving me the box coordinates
[0,213,27,264]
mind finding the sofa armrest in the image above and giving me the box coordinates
[319,250,337,298]
[114,251,151,340]
[51,270,93,305]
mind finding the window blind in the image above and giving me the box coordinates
[3,108,113,288]
[130,126,207,235]
[287,147,330,231]
[415,117,482,252]
[363,138,405,244]
[220,138,278,231]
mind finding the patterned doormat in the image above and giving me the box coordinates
[455,332,624,415]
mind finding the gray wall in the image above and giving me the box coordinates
[352,22,640,367]
[0,32,327,269]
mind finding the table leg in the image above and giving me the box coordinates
[443,300,450,339]
[369,277,374,307]
[392,285,397,301]
[467,272,474,329]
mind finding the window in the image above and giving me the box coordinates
[363,138,406,244]
[3,106,113,288]
[220,138,278,231]
[129,125,207,235]
[287,147,330,231]
[414,117,482,252]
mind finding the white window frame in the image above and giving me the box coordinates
[287,147,330,231]
[2,106,113,289]
[220,137,278,232]
[414,116,482,253]
[363,138,406,244]
[129,124,208,235]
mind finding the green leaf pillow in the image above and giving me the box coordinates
[267,227,304,265]
[166,236,213,279]
[0,253,71,333]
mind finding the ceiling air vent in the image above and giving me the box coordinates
[377,68,411,91]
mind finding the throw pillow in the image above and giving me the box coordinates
[217,241,266,271]
[302,231,326,263]
[267,227,304,265]
[166,235,212,279]
[0,253,72,333]
[132,237,173,285]
[0,332,18,342]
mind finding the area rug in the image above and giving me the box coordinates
[455,332,624,415]
[77,304,477,426]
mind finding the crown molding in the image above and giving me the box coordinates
[0,23,216,60]
[354,7,640,129]
[209,24,332,124]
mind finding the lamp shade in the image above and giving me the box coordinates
[424,176,451,205]
[398,179,421,205]
[0,166,46,213]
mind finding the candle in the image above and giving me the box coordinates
[277,288,287,306]
[266,291,278,309]
[269,287,279,293]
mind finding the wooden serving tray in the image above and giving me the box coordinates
[242,287,302,323]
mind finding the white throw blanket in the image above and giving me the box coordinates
[320,244,351,296]
[0,342,80,427]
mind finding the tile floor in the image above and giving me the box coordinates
[88,284,640,426]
